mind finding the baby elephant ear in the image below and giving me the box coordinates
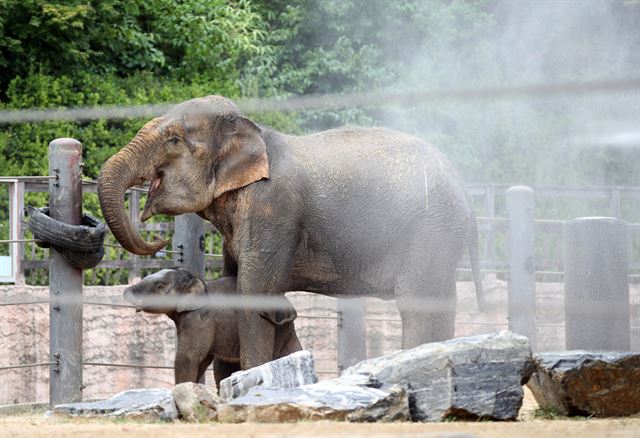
[176,275,207,313]
[213,116,269,198]
[260,298,297,326]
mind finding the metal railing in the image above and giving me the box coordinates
[3,178,638,286]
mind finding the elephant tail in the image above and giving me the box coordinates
[469,216,486,312]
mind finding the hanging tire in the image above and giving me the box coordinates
[26,205,106,252]
[25,205,106,270]
[57,246,105,270]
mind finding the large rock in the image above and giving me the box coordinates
[53,388,177,421]
[527,351,640,417]
[218,373,409,423]
[172,382,221,422]
[219,350,318,401]
[342,331,533,421]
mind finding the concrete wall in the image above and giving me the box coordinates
[1,277,638,405]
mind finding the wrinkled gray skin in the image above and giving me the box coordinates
[123,268,302,386]
[99,95,484,370]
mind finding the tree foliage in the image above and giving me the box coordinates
[0,0,265,92]
[0,0,638,186]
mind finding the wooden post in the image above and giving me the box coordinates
[48,138,84,407]
[564,217,630,350]
[506,186,536,349]
[337,298,367,372]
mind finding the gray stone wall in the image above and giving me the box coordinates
[1,278,638,405]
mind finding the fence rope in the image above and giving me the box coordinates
[83,362,174,370]
[0,176,57,181]
[0,362,55,371]
[0,299,51,307]
[0,239,42,244]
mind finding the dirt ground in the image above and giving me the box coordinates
[1,389,639,438]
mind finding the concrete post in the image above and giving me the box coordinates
[337,298,367,371]
[173,213,205,382]
[48,138,83,406]
[564,217,630,350]
[506,186,536,349]
[172,213,205,279]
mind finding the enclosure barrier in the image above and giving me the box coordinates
[1,140,639,406]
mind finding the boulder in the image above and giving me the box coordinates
[527,351,640,417]
[342,331,534,421]
[217,373,409,423]
[172,382,221,422]
[219,350,318,401]
[53,388,177,421]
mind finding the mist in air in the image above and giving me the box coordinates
[271,0,640,352]
[287,0,639,196]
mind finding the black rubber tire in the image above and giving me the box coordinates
[57,246,105,270]
[26,206,106,252]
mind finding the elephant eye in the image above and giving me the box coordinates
[167,136,180,145]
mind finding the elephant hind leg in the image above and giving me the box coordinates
[394,234,461,349]
[397,281,456,349]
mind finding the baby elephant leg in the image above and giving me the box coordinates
[175,334,210,384]
[174,353,201,384]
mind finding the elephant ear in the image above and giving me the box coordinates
[260,297,298,326]
[213,115,269,198]
[176,270,207,313]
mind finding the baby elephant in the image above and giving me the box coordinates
[123,267,302,387]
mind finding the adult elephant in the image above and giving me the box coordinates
[98,95,484,370]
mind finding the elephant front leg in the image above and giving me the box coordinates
[237,305,277,369]
[236,233,298,369]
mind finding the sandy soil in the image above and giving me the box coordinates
[1,389,638,438]
[1,416,639,438]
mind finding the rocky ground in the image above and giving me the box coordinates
[1,389,639,438]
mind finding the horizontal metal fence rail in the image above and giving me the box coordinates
[3,179,639,273]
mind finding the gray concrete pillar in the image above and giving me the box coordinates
[48,138,83,406]
[172,213,205,279]
[337,298,367,371]
[564,217,630,350]
[506,186,536,349]
[173,213,205,382]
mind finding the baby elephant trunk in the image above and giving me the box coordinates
[123,284,146,312]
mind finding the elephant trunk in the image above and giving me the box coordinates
[97,118,169,256]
